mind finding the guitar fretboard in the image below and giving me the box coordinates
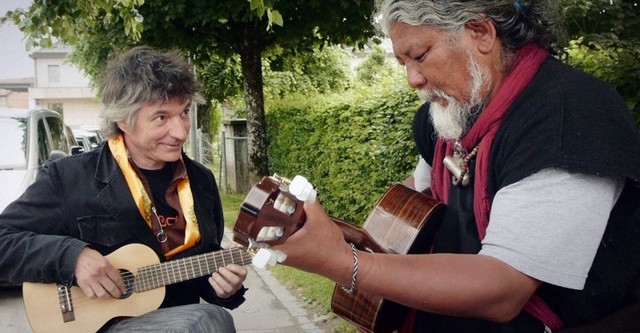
[133,248,252,292]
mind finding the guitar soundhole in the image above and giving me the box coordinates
[119,269,134,299]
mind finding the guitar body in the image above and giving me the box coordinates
[23,242,253,333]
[330,184,444,333]
[233,176,444,333]
[23,244,166,333]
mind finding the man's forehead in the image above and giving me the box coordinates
[137,99,191,116]
[390,23,442,55]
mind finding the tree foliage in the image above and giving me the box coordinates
[200,45,354,118]
[560,0,640,122]
[1,0,145,49]
[355,44,405,86]
[356,44,388,83]
[2,0,378,181]
[560,0,640,40]
[264,46,353,99]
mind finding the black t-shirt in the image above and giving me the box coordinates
[140,164,184,253]
[141,165,179,224]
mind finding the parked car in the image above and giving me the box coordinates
[74,133,93,153]
[65,125,84,154]
[71,125,104,150]
[0,108,83,213]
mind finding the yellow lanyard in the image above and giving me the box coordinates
[108,135,201,257]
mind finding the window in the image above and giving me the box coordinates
[37,119,50,165]
[48,65,60,83]
[46,116,69,153]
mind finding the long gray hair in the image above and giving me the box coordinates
[99,46,204,139]
[377,0,564,55]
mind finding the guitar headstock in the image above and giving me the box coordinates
[232,175,309,250]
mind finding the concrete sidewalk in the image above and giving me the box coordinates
[222,228,332,333]
[0,229,332,332]
[231,262,330,332]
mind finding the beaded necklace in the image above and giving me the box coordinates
[442,140,479,186]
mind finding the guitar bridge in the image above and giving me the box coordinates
[57,284,76,323]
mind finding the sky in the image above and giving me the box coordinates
[0,0,34,80]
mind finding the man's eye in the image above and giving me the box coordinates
[401,51,428,67]
[415,51,427,62]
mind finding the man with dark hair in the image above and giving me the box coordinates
[273,1,640,332]
[0,46,247,332]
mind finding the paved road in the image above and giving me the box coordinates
[0,228,332,332]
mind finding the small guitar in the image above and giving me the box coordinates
[22,243,253,333]
[233,175,445,333]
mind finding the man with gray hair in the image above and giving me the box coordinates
[0,46,247,332]
[273,1,640,332]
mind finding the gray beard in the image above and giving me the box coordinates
[419,53,490,141]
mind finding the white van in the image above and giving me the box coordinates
[0,108,82,213]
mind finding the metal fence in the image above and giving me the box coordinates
[185,128,249,193]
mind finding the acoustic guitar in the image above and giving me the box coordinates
[22,243,253,333]
[233,175,445,333]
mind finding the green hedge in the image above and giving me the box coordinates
[267,83,422,224]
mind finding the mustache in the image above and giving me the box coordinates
[418,88,452,103]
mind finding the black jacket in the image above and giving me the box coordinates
[0,142,245,309]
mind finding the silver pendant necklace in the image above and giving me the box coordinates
[443,140,479,186]
[128,155,168,244]
[151,206,168,243]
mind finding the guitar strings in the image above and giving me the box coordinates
[136,248,251,291]
[53,248,252,310]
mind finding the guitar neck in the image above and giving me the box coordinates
[134,248,252,292]
[330,217,386,253]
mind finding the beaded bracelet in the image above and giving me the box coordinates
[341,243,358,294]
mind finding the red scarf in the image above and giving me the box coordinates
[429,44,563,329]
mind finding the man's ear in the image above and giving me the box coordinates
[117,121,128,134]
[465,19,498,54]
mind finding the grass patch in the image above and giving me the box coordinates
[220,192,246,227]
[220,192,357,333]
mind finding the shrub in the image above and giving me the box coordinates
[267,82,422,224]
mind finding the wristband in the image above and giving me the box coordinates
[341,243,358,294]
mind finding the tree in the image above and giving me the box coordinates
[355,44,398,84]
[263,45,353,99]
[560,0,640,123]
[2,0,378,181]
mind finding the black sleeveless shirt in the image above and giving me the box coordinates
[411,58,640,332]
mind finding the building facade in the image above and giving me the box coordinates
[0,78,32,108]
[0,88,28,108]
[28,46,102,126]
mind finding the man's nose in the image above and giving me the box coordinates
[406,62,426,89]
[168,117,189,140]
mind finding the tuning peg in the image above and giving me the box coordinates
[289,175,317,203]
[252,248,288,269]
